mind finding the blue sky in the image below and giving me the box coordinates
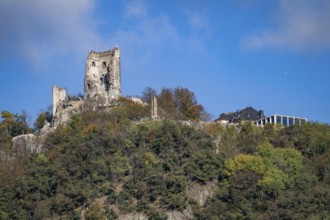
[1,0,330,124]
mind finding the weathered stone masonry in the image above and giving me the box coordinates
[52,47,121,127]
[84,48,121,103]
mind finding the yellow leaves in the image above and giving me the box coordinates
[144,152,158,168]
[224,154,266,177]
[1,111,14,121]
[82,124,98,134]
[257,143,303,175]
[223,143,303,195]
[257,143,274,155]
[0,111,15,131]
[203,122,223,137]
[36,154,48,164]
[258,168,288,195]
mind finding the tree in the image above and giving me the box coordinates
[117,97,149,120]
[173,87,205,121]
[158,87,206,121]
[0,110,31,136]
[142,87,157,104]
[158,88,175,118]
[34,111,52,132]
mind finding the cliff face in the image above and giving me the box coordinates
[187,181,216,206]
[11,134,39,156]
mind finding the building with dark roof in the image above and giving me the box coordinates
[215,107,265,124]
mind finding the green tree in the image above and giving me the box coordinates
[117,97,149,120]
[0,110,31,136]
[34,111,52,132]
[223,144,303,197]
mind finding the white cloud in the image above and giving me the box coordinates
[109,14,179,55]
[0,0,212,71]
[107,0,211,72]
[114,2,177,45]
[187,11,209,30]
[108,2,180,72]
[125,0,147,18]
[241,0,330,51]
[0,0,100,69]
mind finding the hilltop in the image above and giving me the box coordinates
[0,48,329,219]
[0,108,329,219]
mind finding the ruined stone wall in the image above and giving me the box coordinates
[52,86,67,116]
[52,100,84,127]
[84,48,121,104]
[51,48,121,128]
[151,96,158,119]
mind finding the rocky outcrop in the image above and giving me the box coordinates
[11,134,39,157]
[119,213,148,220]
[118,208,193,220]
[11,123,55,157]
[166,205,193,220]
[187,182,216,206]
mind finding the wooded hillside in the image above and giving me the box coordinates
[0,108,329,219]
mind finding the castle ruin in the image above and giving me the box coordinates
[84,48,121,102]
[52,47,121,127]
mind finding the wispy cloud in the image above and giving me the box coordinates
[121,0,179,44]
[186,11,209,30]
[0,0,99,69]
[107,0,212,72]
[125,0,147,18]
[107,1,180,72]
[0,0,213,72]
[241,0,330,51]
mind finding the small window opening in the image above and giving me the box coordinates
[87,83,90,90]
[92,61,95,67]
[102,62,106,68]
[100,77,103,84]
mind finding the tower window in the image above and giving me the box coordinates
[87,83,90,90]
[92,61,95,67]
[102,62,106,68]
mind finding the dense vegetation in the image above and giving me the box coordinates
[0,105,329,219]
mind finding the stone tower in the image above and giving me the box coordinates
[84,48,121,104]
[151,96,158,119]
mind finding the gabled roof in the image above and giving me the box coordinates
[239,107,262,121]
[216,112,234,121]
[215,107,265,123]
